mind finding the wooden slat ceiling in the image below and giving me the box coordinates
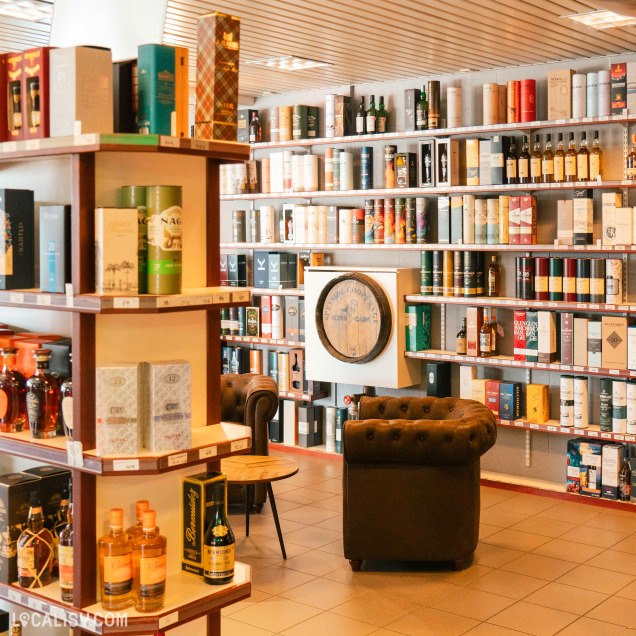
[0,16,50,53]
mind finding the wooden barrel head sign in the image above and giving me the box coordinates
[315,273,392,364]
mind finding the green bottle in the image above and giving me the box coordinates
[356,96,366,135]
[377,96,388,133]
[416,87,428,131]
[117,186,148,294]
[366,95,377,134]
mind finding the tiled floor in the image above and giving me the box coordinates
[222,449,636,635]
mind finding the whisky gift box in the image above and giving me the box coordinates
[418,141,435,187]
[426,362,451,398]
[298,405,316,447]
[47,337,72,380]
[299,299,306,342]
[325,94,352,137]
[283,399,298,446]
[117,186,148,294]
[450,196,463,244]
[574,317,589,367]
[557,200,574,244]
[548,69,574,120]
[113,59,138,134]
[602,316,628,370]
[580,441,603,497]
[537,311,556,363]
[526,384,549,424]
[602,444,623,499]
[435,138,460,187]
[466,307,483,357]
[405,305,431,352]
[5,52,23,141]
[182,471,226,576]
[471,378,487,405]
[573,189,593,244]
[237,109,257,143]
[519,195,537,245]
[485,380,502,417]
[137,44,175,135]
[479,140,491,186]
[195,12,240,141]
[404,88,421,131]
[499,382,522,421]
[0,189,35,290]
[395,153,417,188]
[292,105,308,140]
[611,63,627,114]
[22,47,51,139]
[588,321,602,367]
[289,349,304,395]
[525,311,538,362]
[284,296,300,340]
[22,466,71,527]
[490,136,512,185]
[437,196,450,244]
[173,45,189,138]
[465,139,480,186]
[566,439,581,493]
[227,253,247,287]
[39,205,71,293]
[513,311,526,361]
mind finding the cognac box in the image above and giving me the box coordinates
[22,47,51,139]
[526,384,549,424]
[435,138,460,187]
[181,471,226,576]
[95,363,140,457]
[237,109,257,143]
[548,69,574,120]
[466,307,483,357]
[602,443,623,499]
[22,465,71,527]
[574,317,589,367]
[471,378,487,405]
[611,63,627,114]
[465,139,480,186]
[0,189,35,290]
[95,207,138,295]
[485,380,502,417]
[537,311,556,363]
[499,382,522,421]
[137,44,175,135]
[602,316,628,370]
[113,59,138,133]
[139,360,192,453]
[426,361,450,397]
[580,441,603,497]
[39,205,71,293]
[573,189,593,244]
[404,88,421,131]
[395,153,417,188]
[557,200,574,244]
[194,12,240,141]
[50,46,113,136]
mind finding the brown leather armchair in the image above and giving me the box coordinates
[220,373,278,509]
[343,396,497,571]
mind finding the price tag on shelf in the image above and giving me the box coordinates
[589,304,600,309]
[113,297,140,309]
[112,459,140,472]
[574,245,585,250]
[7,588,21,603]
[73,441,84,468]
[37,295,52,306]
[619,306,629,311]
[572,366,583,372]
[601,433,612,439]
[231,439,249,452]
[73,120,82,135]
[27,596,43,612]
[610,369,620,375]
[9,292,23,304]
[191,139,209,151]
[574,429,585,435]
[535,302,544,307]
[25,139,40,151]
[615,435,625,441]
[529,423,540,429]
[199,446,217,460]
[3,142,16,153]
[547,426,558,432]
[159,136,181,148]
[627,436,636,443]
[588,431,599,437]
[65,283,74,307]
[536,363,547,369]
[560,427,572,433]
[168,453,188,467]
[514,421,525,427]
[577,303,587,309]
[66,442,76,467]
[76,133,99,146]
[589,367,599,373]
[159,612,179,629]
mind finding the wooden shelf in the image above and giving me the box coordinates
[0,563,250,635]
[0,423,251,475]
[405,349,636,379]
[496,418,636,444]
[221,335,305,347]
[247,287,305,296]
[279,390,328,401]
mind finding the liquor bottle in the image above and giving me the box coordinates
[25,350,60,439]
[248,112,261,143]
[620,449,631,502]
[17,492,53,589]
[530,134,542,183]
[132,510,167,612]
[10,622,22,636]
[487,255,500,297]
[456,318,467,355]
[29,77,40,127]
[505,137,518,184]
[60,354,72,440]
[126,500,152,538]
[422,145,433,185]
[415,87,428,131]
[541,134,554,183]
[518,135,530,184]
[99,508,133,610]
[366,95,377,134]
[627,134,636,179]
[589,130,602,180]
[0,347,26,433]
[377,96,388,133]
[565,132,578,182]
[203,481,235,585]
[11,84,21,130]
[52,481,70,578]
[577,131,589,181]
[58,480,73,603]
[356,96,366,135]
[479,308,492,358]
[439,145,448,183]
[489,308,500,356]
[553,132,565,182]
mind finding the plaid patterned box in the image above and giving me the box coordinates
[195,12,240,141]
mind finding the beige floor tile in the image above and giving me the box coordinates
[464,624,533,635]
[614,578,636,600]
[425,584,515,621]
[507,516,577,538]
[480,508,530,528]
[531,538,604,564]
[302,462,343,479]
[535,502,602,524]
[557,525,628,549]
[280,505,341,525]
[383,606,480,636]
[280,577,366,610]
[473,542,525,568]
[260,498,304,514]
[323,564,380,589]
[320,538,344,556]
[466,569,547,600]
[361,575,459,605]
[283,472,330,487]
[585,512,636,534]
[236,535,305,561]
[230,596,322,633]
[429,563,494,586]
[500,554,577,581]
[277,548,346,576]
[257,537,312,560]
[481,489,520,509]
[480,523,502,539]
[556,564,635,595]
[276,487,334,504]
[556,617,633,635]
[491,494,560,516]
[585,549,636,575]
[331,589,416,627]
[305,478,343,494]
[280,610,377,636]
[223,590,273,616]
[610,534,636,555]
[313,514,343,532]
[587,596,636,628]
[481,529,551,552]
[221,617,276,635]
[272,482,300,494]
[285,525,342,549]
[250,565,316,595]
[232,554,280,572]
[487,601,578,636]
[522,581,608,614]
[308,494,344,512]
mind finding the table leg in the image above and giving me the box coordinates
[266,482,287,560]
[245,483,251,537]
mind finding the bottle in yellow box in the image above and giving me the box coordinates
[526,384,549,424]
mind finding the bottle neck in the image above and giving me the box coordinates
[581,140,588,149]
[110,526,124,537]
[568,140,575,149]
[29,508,44,530]
[2,355,16,371]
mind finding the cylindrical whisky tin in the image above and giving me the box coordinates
[486,198,499,244]
[606,258,622,304]
[249,349,263,374]
[598,70,610,117]
[305,204,318,242]
[291,154,304,192]
[146,185,182,295]
[420,251,433,295]
[613,379,628,434]
[574,376,589,429]
[548,257,563,301]
[576,258,590,303]
[428,80,441,129]
[506,81,520,123]
[360,146,373,190]
[518,257,534,301]
[587,72,598,118]
[232,209,246,243]
[235,163,248,194]
[364,200,374,244]
[432,251,444,296]
[589,258,606,303]
[338,208,353,244]
[453,251,463,297]
[278,352,289,391]
[446,86,462,128]
[628,381,636,435]
[259,205,275,243]
[278,105,292,141]
[483,83,499,125]
[384,145,397,189]
[324,148,334,190]
[572,74,587,119]
[271,295,284,340]
[249,208,260,243]
[339,152,354,190]
[443,251,453,297]
[498,85,507,124]
[498,196,509,244]
[600,378,613,432]
[464,251,479,297]
[267,350,279,384]
[534,257,548,301]
[515,257,521,299]
[474,199,487,244]
[560,375,575,427]
[332,148,341,190]
[282,150,293,192]
[405,198,416,244]
[318,205,328,243]
[384,198,395,244]
[476,252,484,296]
[351,209,365,244]
[118,185,147,294]
[268,106,279,142]
[520,79,536,122]
[563,258,577,302]
[416,198,429,243]
[303,154,319,191]
[373,199,384,243]
[395,198,406,244]
[261,157,270,194]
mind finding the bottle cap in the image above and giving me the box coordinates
[109,508,124,529]
[33,348,51,360]
[136,500,150,519]
[491,255,496,261]
[142,510,156,532]
[0,347,17,356]
[370,94,375,101]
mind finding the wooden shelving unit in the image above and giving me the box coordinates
[221,335,305,347]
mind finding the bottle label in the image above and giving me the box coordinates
[577,279,590,294]
[355,115,364,134]
[563,277,576,293]
[103,554,133,596]
[627,167,636,178]
[535,276,548,292]
[577,156,589,179]
[549,276,563,292]
[249,133,256,143]
[542,158,554,175]
[456,337,467,355]
[62,396,73,431]
[518,159,529,178]
[377,117,386,133]
[590,278,605,295]
[59,545,73,589]
[203,544,235,579]
[416,112,426,126]
[607,278,620,294]
[506,159,517,178]
[140,553,167,599]
[0,389,7,419]
[147,205,183,253]
[554,156,564,180]
[26,393,41,427]
[590,155,600,179]
[487,272,497,293]
[565,156,577,176]
[366,115,376,132]
[530,157,541,177]
[17,545,35,573]
[479,333,491,352]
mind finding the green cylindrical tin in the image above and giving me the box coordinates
[548,257,563,302]
[146,185,183,295]
[420,251,432,295]
[118,185,147,294]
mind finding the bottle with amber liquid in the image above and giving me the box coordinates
[366,95,377,134]
[577,131,589,181]
[589,130,602,180]
[553,132,565,182]
[203,482,235,585]
[17,492,53,589]
[541,134,554,183]
[627,134,636,179]
[11,84,21,130]
[565,132,578,182]
[52,481,70,578]
[489,308,500,356]
[248,112,261,143]
[619,449,631,502]
[60,352,72,440]
[517,135,530,184]
[479,308,492,358]
[29,77,40,127]
[487,255,500,297]
[132,510,167,612]
[99,508,133,610]
[58,480,73,603]
[530,134,542,183]
[0,347,26,433]
[505,137,518,184]
[456,318,467,355]
[25,350,59,439]
[126,501,160,538]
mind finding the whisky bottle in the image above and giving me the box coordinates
[132,510,167,612]
[505,138,518,184]
[356,97,366,135]
[530,134,542,183]
[52,481,70,578]
[487,255,500,297]
[11,84,21,130]
[415,88,428,131]
[518,135,530,184]
[26,350,59,439]
[29,77,40,127]
[541,134,554,184]
[440,145,448,183]
[627,134,636,179]
[248,112,261,143]
[0,347,26,433]
[565,132,578,182]
[58,480,73,603]
[456,318,467,355]
[620,450,631,502]
[366,95,377,134]
[577,131,589,181]
[553,133,565,182]
[127,500,150,538]
[17,492,53,588]
[203,481,235,585]
[377,96,388,133]
[479,308,492,358]
[489,308,500,356]
[99,508,133,610]
[422,145,433,185]
[589,130,602,180]
[60,354,72,440]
